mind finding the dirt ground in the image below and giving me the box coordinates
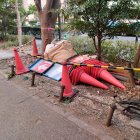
[0,45,140,140]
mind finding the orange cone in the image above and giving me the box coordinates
[61,64,75,97]
[79,72,108,89]
[14,48,29,75]
[99,70,126,89]
[32,37,39,56]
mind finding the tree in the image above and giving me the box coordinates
[0,0,36,42]
[66,0,140,60]
[34,0,60,55]
[20,4,37,26]
[15,0,22,47]
[0,0,16,39]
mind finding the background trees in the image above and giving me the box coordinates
[66,0,140,60]
[0,0,37,42]
[0,0,16,39]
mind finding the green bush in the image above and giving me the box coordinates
[68,36,95,54]
[102,40,137,63]
[22,35,32,44]
[68,35,137,63]
[4,35,16,42]
[0,40,19,49]
[0,35,32,49]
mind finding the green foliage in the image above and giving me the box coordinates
[66,0,140,60]
[102,40,137,63]
[20,4,38,26]
[0,41,18,49]
[69,35,137,63]
[68,36,96,54]
[67,0,139,37]
[0,0,16,39]
[0,0,37,40]
[0,35,32,49]
[21,35,32,44]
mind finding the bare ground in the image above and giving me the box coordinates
[0,45,140,140]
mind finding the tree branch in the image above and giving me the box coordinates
[92,36,98,51]
[52,0,61,9]
[44,0,54,12]
[44,0,60,13]
[34,0,42,12]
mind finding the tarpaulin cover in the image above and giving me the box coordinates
[44,40,76,63]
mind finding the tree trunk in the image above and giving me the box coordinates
[15,0,22,47]
[135,35,138,43]
[97,0,102,60]
[97,36,102,60]
[40,13,51,55]
[40,12,57,54]
[34,0,60,55]
[58,13,61,40]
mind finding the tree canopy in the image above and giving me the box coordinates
[66,0,140,60]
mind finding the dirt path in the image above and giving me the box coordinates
[0,50,14,59]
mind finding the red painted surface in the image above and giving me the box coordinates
[33,61,52,73]
[14,48,29,75]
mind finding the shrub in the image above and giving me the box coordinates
[22,35,32,45]
[68,35,137,64]
[0,40,18,49]
[68,36,95,54]
[0,35,32,49]
[102,40,137,63]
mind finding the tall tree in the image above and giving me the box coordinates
[67,0,140,60]
[34,0,60,54]
[15,0,22,47]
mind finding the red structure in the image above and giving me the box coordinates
[32,37,39,56]
[61,63,75,97]
[80,72,108,89]
[14,48,29,75]
[68,59,126,89]
[99,70,126,89]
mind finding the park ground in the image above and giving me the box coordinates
[0,42,140,140]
